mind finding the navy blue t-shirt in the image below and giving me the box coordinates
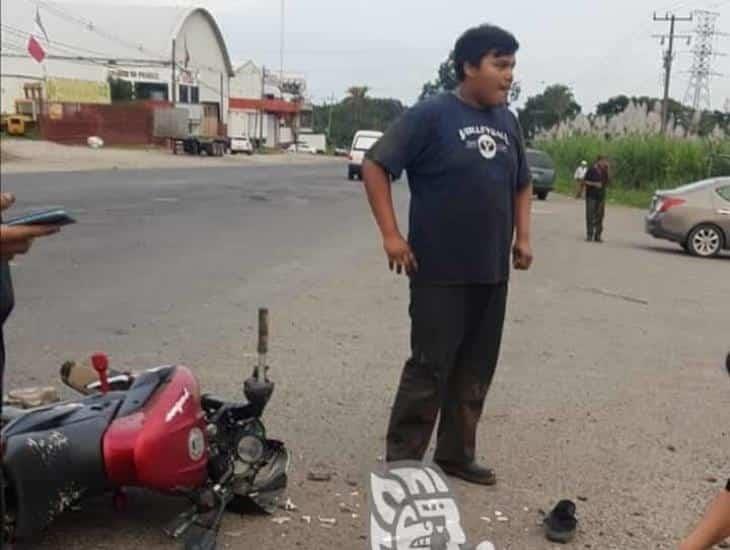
[366,92,531,285]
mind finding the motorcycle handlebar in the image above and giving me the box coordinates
[257,308,268,359]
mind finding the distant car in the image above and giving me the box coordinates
[287,142,317,155]
[348,130,383,180]
[526,148,556,200]
[229,135,253,155]
[646,177,730,257]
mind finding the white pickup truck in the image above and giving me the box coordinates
[348,130,383,180]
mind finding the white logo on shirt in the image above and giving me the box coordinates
[477,134,497,159]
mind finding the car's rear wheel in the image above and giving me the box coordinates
[687,224,723,257]
[537,191,549,201]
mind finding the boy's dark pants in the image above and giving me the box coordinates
[386,284,508,465]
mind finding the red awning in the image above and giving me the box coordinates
[229,98,300,114]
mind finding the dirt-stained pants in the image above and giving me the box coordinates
[386,284,508,465]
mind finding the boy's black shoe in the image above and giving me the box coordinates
[543,499,578,543]
[435,461,497,486]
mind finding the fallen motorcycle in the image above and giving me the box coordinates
[1,308,290,549]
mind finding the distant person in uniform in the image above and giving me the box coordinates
[573,160,588,198]
[584,156,610,242]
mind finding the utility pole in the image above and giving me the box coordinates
[279,0,285,82]
[171,38,177,104]
[653,12,693,134]
[326,93,335,144]
[259,65,266,148]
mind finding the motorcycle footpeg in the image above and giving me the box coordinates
[183,525,219,550]
[164,509,199,540]
[183,507,225,550]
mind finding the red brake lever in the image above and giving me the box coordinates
[91,353,110,394]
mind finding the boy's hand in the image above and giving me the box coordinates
[513,239,533,270]
[1,225,60,260]
[1,192,15,211]
[1,193,61,260]
[384,233,418,276]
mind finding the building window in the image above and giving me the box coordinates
[178,85,200,104]
[179,84,189,104]
[135,82,168,101]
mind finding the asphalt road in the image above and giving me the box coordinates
[2,163,728,549]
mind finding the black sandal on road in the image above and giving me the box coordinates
[543,499,578,543]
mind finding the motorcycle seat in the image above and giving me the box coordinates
[115,365,176,418]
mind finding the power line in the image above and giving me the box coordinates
[1,22,116,60]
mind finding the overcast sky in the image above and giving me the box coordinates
[65,0,730,111]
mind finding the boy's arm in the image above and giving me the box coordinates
[679,488,730,550]
[362,159,417,275]
[513,182,533,270]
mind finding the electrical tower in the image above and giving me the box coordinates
[683,10,726,111]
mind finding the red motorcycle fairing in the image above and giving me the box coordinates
[103,365,208,491]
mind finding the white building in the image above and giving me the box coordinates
[1,3,233,135]
[229,60,313,148]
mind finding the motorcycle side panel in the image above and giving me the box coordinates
[2,396,122,539]
[103,366,208,491]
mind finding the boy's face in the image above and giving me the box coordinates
[465,52,516,107]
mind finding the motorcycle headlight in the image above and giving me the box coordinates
[237,435,265,464]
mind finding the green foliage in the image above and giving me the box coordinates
[312,90,406,149]
[420,52,457,100]
[518,84,582,138]
[537,135,730,206]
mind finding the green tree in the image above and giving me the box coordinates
[420,52,457,100]
[312,90,405,149]
[346,86,370,102]
[518,84,582,138]
[596,95,630,118]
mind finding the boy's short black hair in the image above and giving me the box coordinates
[454,24,519,81]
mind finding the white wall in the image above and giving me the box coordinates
[228,109,257,137]
[176,11,230,124]
[230,62,263,100]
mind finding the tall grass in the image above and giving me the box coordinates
[537,135,730,207]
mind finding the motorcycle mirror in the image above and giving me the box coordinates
[244,308,274,413]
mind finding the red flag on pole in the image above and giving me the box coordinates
[27,35,46,63]
[27,8,48,64]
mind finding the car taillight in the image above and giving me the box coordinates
[658,197,686,213]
